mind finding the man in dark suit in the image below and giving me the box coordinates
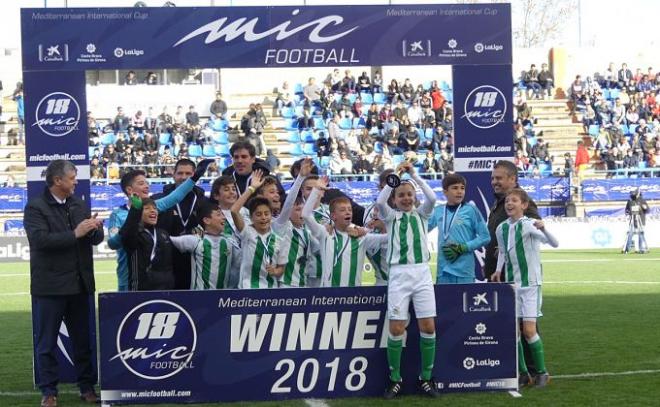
[24,160,104,407]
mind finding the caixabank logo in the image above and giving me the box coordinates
[461,85,507,129]
[110,300,197,380]
[33,92,81,137]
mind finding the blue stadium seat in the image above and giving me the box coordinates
[527,136,537,147]
[295,106,305,117]
[538,163,552,177]
[214,144,231,157]
[441,81,451,92]
[609,89,620,100]
[188,144,203,157]
[302,143,318,155]
[360,92,373,104]
[211,119,229,132]
[301,130,317,143]
[445,91,453,104]
[416,128,424,140]
[627,124,637,135]
[281,107,295,119]
[293,94,305,106]
[315,119,327,131]
[202,144,216,157]
[212,131,229,145]
[287,130,301,143]
[353,117,366,129]
[588,124,600,137]
[347,93,358,104]
[285,119,299,131]
[88,146,97,158]
[373,93,386,104]
[339,117,352,130]
[100,133,116,146]
[392,154,405,167]
[424,128,434,141]
[374,141,384,154]
[294,83,304,94]
[320,156,331,168]
[423,81,432,90]
[289,143,304,156]
[158,132,171,145]
[218,156,232,169]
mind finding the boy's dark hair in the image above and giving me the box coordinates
[142,197,156,208]
[494,160,518,180]
[303,174,320,183]
[506,188,530,203]
[211,175,236,199]
[442,173,466,190]
[247,196,272,216]
[198,201,219,228]
[290,158,320,178]
[174,158,196,173]
[230,141,256,157]
[294,195,305,206]
[120,170,147,195]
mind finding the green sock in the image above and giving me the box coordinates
[518,340,528,375]
[528,336,547,373]
[419,334,436,381]
[387,336,403,382]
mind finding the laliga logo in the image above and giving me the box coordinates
[174,8,358,47]
[462,85,507,129]
[110,300,197,380]
[33,92,81,137]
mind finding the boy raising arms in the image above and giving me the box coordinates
[230,170,287,289]
[302,178,386,287]
[492,188,558,388]
[169,202,235,290]
[428,173,490,284]
[375,162,439,399]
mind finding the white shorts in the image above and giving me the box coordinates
[387,264,436,320]
[516,285,542,321]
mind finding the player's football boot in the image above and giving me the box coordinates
[534,372,551,388]
[418,378,441,398]
[384,379,402,399]
[518,373,534,388]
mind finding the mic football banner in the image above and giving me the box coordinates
[99,284,516,403]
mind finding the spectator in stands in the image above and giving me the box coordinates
[596,99,611,126]
[145,71,158,85]
[575,140,591,177]
[342,69,356,93]
[131,110,145,133]
[303,77,321,106]
[393,100,407,121]
[601,62,617,89]
[90,156,105,179]
[102,143,119,165]
[353,152,373,180]
[275,81,293,115]
[366,103,380,130]
[514,150,530,173]
[325,68,342,91]
[637,75,653,93]
[439,150,453,176]
[622,149,639,172]
[124,70,137,86]
[601,147,617,178]
[144,106,158,133]
[407,100,422,127]
[430,84,446,122]
[618,63,633,89]
[421,150,441,179]
[626,105,640,125]
[638,98,652,121]
[338,94,352,116]
[144,131,158,152]
[160,147,175,177]
[532,138,550,164]
[330,150,353,176]
[172,105,186,135]
[352,95,363,118]
[538,63,554,98]
[582,97,597,133]
[561,153,574,178]
[113,106,129,134]
[569,75,585,108]
[265,149,280,174]
[316,131,331,157]
[129,129,146,152]
[210,92,228,119]
[186,105,201,140]
[158,106,174,134]
[400,78,415,103]
[358,128,375,154]
[398,125,420,152]
[387,79,401,104]
[372,71,383,94]
[524,64,542,99]
[357,71,371,93]
[611,98,626,126]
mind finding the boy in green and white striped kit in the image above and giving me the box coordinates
[170,202,236,289]
[492,188,558,388]
[230,170,287,289]
[363,169,395,286]
[302,179,386,288]
[376,162,439,399]
[301,174,330,287]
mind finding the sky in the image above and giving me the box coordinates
[1,0,659,50]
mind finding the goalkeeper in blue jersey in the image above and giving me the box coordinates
[428,173,490,284]
[492,188,558,388]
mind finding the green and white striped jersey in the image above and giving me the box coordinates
[363,202,389,285]
[238,226,287,289]
[495,217,559,287]
[319,228,387,287]
[384,210,431,266]
[314,203,331,225]
[170,234,234,289]
[279,222,312,287]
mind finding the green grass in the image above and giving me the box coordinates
[1,249,659,406]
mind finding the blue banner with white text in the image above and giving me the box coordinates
[99,285,516,404]
[22,5,511,71]
[582,178,660,201]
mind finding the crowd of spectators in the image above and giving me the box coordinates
[274,69,456,180]
[569,63,660,177]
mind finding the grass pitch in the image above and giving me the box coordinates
[1,249,659,406]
